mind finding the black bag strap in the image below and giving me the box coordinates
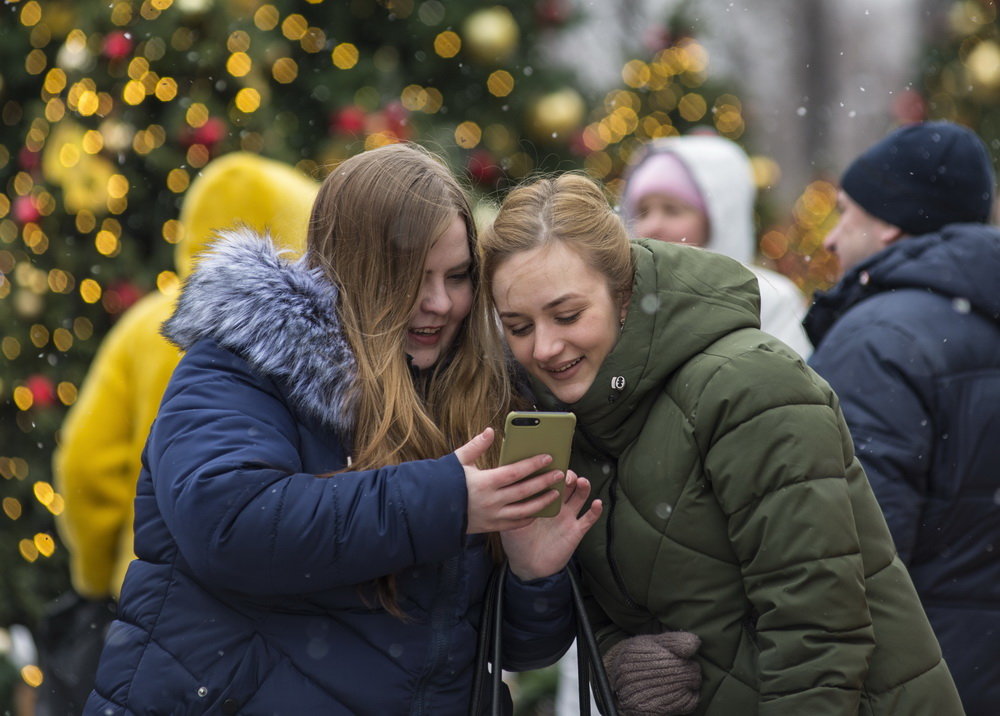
[569,567,617,715]
[471,562,618,715]
[490,560,505,715]
[470,562,504,716]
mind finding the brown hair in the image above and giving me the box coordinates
[307,143,509,613]
[479,173,635,305]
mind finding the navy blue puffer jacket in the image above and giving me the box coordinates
[85,230,574,715]
[805,223,1000,716]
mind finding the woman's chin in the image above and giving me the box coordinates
[538,374,592,405]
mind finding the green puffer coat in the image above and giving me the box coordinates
[534,239,963,715]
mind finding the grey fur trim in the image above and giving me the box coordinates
[163,226,357,435]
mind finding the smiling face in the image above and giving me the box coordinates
[632,192,710,247]
[492,241,626,404]
[405,214,474,370]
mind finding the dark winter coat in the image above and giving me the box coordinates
[533,239,963,715]
[85,229,574,715]
[806,223,1000,716]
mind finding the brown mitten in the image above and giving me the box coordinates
[602,631,702,716]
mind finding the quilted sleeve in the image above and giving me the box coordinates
[501,567,574,670]
[143,340,469,594]
[694,346,875,715]
[809,317,934,563]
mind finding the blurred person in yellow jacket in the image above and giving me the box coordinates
[42,153,317,712]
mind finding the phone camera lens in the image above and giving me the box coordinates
[511,417,541,427]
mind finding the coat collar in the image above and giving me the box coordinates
[163,227,358,436]
[804,223,1000,349]
[531,239,759,456]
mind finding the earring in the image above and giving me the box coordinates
[619,316,626,333]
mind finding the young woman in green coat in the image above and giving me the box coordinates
[480,173,964,716]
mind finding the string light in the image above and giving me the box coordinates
[0,0,903,625]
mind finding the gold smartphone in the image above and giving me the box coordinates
[498,411,577,518]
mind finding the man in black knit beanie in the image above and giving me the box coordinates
[804,120,1000,716]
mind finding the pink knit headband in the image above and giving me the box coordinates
[623,152,706,217]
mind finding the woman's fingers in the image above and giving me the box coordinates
[579,498,603,529]
[486,453,553,488]
[454,427,494,466]
[461,433,597,533]
[502,486,562,520]
[564,474,592,507]
[562,470,583,501]
[498,467,564,502]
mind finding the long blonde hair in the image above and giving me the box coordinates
[307,144,509,611]
[480,173,635,304]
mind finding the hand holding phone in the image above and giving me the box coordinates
[457,427,567,534]
[498,411,576,518]
[456,415,602,578]
[496,412,604,581]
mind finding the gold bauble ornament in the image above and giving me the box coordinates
[56,38,93,73]
[966,39,1000,89]
[527,89,586,142]
[462,6,520,64]
[14,289,43,319]
[43,3,78,38]
[99,118,135,153]
[63,155,116,214]
[180,0,215,13]
[949,0,995,36]
[42,120,86,185]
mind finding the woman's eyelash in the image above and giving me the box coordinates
[505,311,582,336]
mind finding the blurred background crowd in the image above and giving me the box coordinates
[0,0,998,713]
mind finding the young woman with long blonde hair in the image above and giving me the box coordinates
[85,145,600,714]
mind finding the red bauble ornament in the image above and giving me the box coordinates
[191,117,227,147]
[383,101,412,140]
[536,0,572,26]
[467,149,500,185]
[569,129,589,157]
[643,26,673,53]
[103,31,133,61]
[19,148,40,173]
[26,374,57,409]
[13,195,41,224]
[103,280,143,315]
[892,89,927,124]
[331,106,367,136]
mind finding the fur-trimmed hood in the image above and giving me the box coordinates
[163,227,357,436]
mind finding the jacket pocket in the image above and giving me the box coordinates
[200,633,282,715]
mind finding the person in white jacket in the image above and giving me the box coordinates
[619,133,812,358]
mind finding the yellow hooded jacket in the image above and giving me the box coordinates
[53,153,318,598]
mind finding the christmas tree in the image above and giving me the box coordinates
[920,0,1000,168]
[1,0,591,703]
[770,0,1000,299]
[576,3,747,198]
[568,1,841,296]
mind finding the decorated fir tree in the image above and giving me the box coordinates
[920,0,1000,169]
[568,3,842,296]
[0,1,593,703]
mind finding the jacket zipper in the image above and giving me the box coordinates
[576,422,643,615]
[410,554,461,716]
[605,473,642,611]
